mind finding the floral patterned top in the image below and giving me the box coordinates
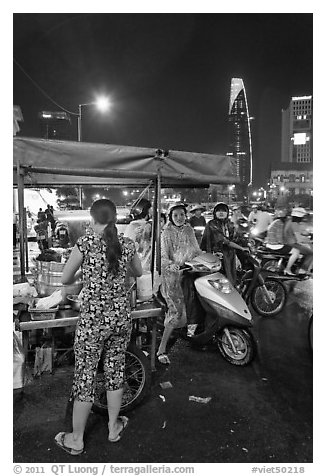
[76,229,136,325]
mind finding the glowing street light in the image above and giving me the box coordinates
[77,96,111,142]
[228,184,235,203]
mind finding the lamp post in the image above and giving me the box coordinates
[77,96,111,143]
[76,96,111,207]
[228,185,235,204]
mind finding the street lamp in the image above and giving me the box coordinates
[228,185,235,204]
[77,96,111,142]
[76,96,110,208]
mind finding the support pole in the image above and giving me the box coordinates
[78,186,83,209]
[23,208,29,272]
[17,159,26,279]
[155,172,161,276]
[77,104,82,142]
[150,180,157,284]
[150,173,162,287]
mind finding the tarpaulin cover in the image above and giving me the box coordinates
[13,137,238,187]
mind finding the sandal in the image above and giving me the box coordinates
[157,353,171,365]
[283,270,296,276]
[54,432,84,456]
[108,416,129,443]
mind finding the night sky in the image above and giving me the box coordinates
[13,13,313,188]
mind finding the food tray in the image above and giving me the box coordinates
[28,305,59,321]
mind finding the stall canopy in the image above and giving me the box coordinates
[13,136,239,278]
[13,137,238,187]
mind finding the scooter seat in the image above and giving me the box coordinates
[257,247,287,256]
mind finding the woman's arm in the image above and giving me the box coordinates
[61,245,83,285]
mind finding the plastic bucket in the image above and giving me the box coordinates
[136,272,153,302]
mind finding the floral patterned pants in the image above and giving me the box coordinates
[70,315,132,402]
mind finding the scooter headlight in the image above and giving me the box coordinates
[208,277,233,294]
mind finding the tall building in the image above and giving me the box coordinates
[268,95,313,207]
[281,95,312,164]
[227,78,253,201]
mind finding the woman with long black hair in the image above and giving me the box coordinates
[54,199,142,455]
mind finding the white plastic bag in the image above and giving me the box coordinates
[35,290,63,310]
[13,282,37,298]
[137,272,153,302]
[13,330,25,389]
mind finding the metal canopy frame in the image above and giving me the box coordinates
[14,138,238,278]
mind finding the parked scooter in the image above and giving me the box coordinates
[233,246,288,317]
[211,233,288,317]
[182,253,256,366]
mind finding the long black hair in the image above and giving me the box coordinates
[130,198,152,220]
[90,199,122,275]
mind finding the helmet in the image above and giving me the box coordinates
[213,202,229,218]
[190,204,205,213]
[167,201,188,215]
[291,207,306,218]
[167,202,188,223]
[251,204,258,209]
[130,198,152,220]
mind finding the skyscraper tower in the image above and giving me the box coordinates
[227,78,253,201]
[281,95,312,164]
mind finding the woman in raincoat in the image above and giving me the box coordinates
[157,202,202,364]
[200,202,238,284]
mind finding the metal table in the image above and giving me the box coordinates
[16,299,164,373]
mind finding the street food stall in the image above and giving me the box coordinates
[13,136,238,382]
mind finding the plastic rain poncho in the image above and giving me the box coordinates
[160,222,201,328]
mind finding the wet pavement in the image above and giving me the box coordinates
[13,279,313,464]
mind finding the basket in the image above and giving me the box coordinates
[29,299,59,321]
[35,261,65,273]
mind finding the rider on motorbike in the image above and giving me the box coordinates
[230,205,247,232]
[200,202,246,285]
[264,208,302,276]
[248,204,272,241]
[284,207,313,276]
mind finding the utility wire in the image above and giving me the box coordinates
[13,58,78,116]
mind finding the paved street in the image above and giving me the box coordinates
[13,278,313,464]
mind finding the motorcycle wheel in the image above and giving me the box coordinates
[217,327,255,366]
[92,343,151,415]
[262,259,283,273]
[251,278,287,317]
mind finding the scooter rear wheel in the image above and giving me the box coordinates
[251,278,287,317]
[92,343,151,415]
[217,327,255,366]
